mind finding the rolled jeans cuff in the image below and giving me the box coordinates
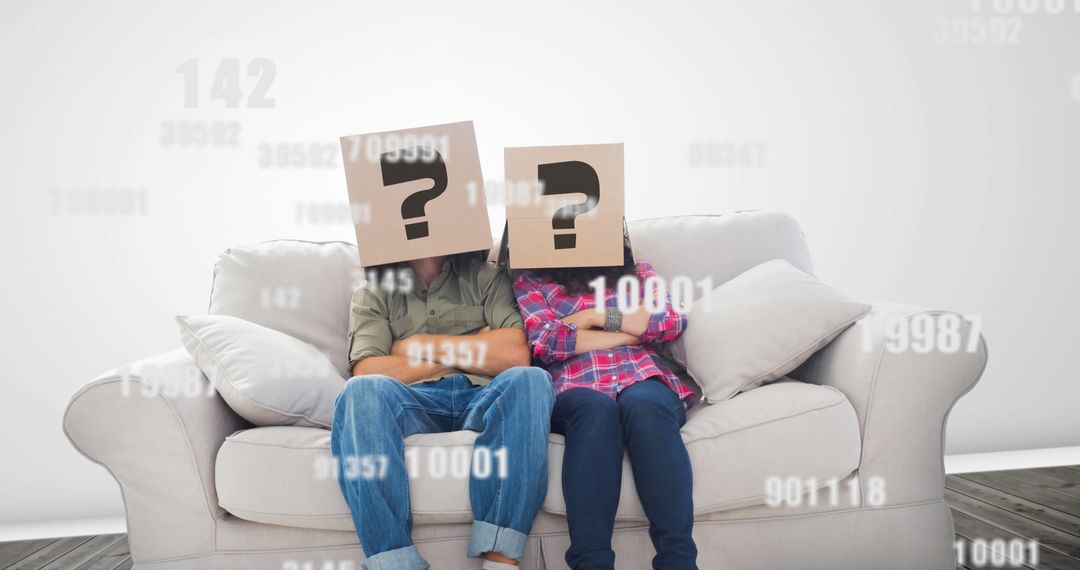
[361,545,429,570]
[467,520,528,561]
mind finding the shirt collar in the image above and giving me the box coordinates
[411,255,459,295]
[445,255,460,276]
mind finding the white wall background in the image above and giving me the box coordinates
[1,0,1077,527]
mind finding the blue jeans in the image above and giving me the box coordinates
[550,379,698,570]
[331,367,554,570]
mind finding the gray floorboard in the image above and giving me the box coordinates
[5,536,93,570]
[0,540,55,569]
[37,535,125,570]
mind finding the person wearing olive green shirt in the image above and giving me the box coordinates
[331,250,555,570]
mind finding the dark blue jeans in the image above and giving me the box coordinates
[550,379,698,570]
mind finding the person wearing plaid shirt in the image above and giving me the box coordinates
[510,237,698,570]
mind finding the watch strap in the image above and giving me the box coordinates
[604,307,623,332]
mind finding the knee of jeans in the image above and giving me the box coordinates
[568,392,621,434]
[618,386,682,426]
[570,395,622,442]
[499,366,555,408]
[339,374,401,408]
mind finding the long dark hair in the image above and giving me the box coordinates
[498,220,638,294]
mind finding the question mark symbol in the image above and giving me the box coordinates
[538,161,600,249]
[380,147,447,240]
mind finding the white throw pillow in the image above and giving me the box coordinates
[177,314,346,428]
[675,259,870,403]
[208,240,360,379]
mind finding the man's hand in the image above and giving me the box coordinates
[388,327,530,377]
[389,325,491,357]
[350,356,455,385]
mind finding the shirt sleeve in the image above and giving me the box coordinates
[483,267,525,330]
[637,261,688,344]
[512,274,577,364]
[347,287,393,369]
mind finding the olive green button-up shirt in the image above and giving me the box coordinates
[347,255,524,386]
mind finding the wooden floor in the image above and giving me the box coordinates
[0,534,129,570]
[949,465,1080,569]
[1,466,1078,569]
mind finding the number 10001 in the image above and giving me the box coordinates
[588,275,713,315]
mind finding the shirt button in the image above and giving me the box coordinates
[544,323,550,329]
[429,310,435,316]
[611,375,617,381]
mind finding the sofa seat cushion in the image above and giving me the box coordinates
[543,380,861,519]
[216,381,859,531]
[216,428,482,530]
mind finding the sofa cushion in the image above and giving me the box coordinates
[208,240,361,379]
[216,428,482,530]
[627,212,814,369]
[627,212,814,299]
[675,260,870,403]
[215,381,859,530]
[177,314,345,428]
[544,380,861,519]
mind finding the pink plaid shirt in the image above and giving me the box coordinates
[512,261,693,403]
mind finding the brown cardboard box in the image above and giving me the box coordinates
[339,121,492,267]
[504,143,624,269]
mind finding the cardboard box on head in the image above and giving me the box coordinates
[339,121,492,267]
[504,143,625,269]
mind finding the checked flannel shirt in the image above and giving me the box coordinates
[512,261,693,403]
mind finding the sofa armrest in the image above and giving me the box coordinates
[63,348,250,561]
[790,303,988,505]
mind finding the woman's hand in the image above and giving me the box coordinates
[561,309,603,330]
[617,306,654,337]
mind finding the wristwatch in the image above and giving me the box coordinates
[603,307,623,332]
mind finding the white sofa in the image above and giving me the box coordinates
[63,211,987,569]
